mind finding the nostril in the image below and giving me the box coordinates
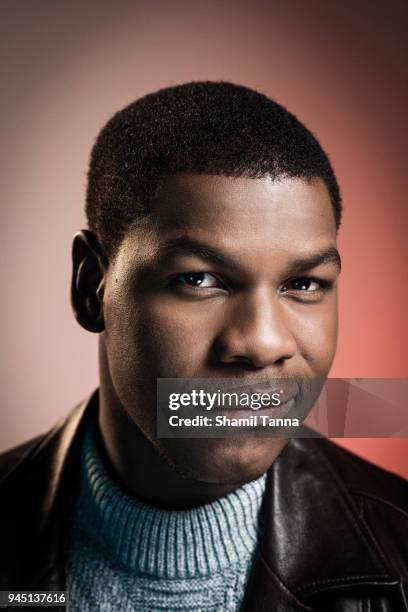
[226,355,255,369]
[234,356,252,363]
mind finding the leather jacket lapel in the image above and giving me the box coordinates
[243,552,314,611]
[0,392,98,591]
[244,436,403,609]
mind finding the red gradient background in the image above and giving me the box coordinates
[0,1,407,476]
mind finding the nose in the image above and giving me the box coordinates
[213,288,297,368]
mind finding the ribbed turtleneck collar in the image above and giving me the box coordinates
[77,423,266,579]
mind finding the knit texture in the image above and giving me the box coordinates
[67,423,266,611]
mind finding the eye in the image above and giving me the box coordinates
[171,272,224,289]
[280,277,331,296]
[281,278,322,292]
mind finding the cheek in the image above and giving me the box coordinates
[291,294,338,373]
[104,289,217,379]
[142,297,218,376]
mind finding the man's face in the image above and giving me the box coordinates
[101,174,340,484]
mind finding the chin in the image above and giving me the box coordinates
[159,437,287,486]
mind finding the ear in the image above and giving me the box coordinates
[71,230,108,333]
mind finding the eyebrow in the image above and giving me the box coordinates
[158,236,242,271]
[158,236,341,273]
[289,247,341,272]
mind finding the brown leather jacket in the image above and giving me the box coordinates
[0,391,407,611]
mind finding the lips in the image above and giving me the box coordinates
[218,381,299,410]
[172,377,304,414]
[204,392,297,419]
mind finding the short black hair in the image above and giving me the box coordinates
[86,81,341,258]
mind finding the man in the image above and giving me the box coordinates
[0,82,407,611]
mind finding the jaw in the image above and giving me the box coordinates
[157,436,288,486]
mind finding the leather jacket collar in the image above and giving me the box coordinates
[1,391,407,610]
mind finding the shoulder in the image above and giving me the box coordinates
[315,437,407,513]
[0,393,97,490]
[313,437,408,575]
[0,435,46,484]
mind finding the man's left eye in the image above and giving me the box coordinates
[281,278,322,292]
[172,272,222,288]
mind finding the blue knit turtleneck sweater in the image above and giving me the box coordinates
[66,423,267,611]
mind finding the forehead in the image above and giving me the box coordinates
[157,171,334,236]
[119,173,337,267]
